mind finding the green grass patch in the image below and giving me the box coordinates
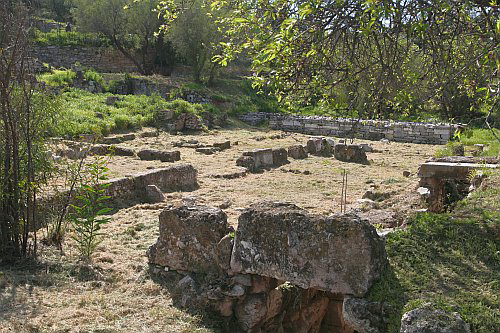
[33,28,110,47]
[367,171,500,333]
[38,69,76,87]
[52,89,223,138]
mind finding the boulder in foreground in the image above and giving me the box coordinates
[230,202,387,297]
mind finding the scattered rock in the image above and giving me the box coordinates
[145,184,165,203]
[210,169,248,179]
[89,144,135,157]
[140,130,158,138]
[334,144,369,164]
[196,147,220,155]
[307,137,333,156]
[417,187,431,199]
[403,170,411,177]
[288,145,308,159]
[235,294,268,331]
[451,143,465,156]
[272,148,289,166]
[360,143,374,153]
[218,199,231,209]
[213,141,231,150]
[101,133,135,144]
[138,149,181,162]
[400,306,471,333]
[215,234,233,271]
[343,297,390,333]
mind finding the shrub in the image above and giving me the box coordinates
[70,156,112,260]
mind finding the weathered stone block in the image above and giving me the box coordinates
[252,148,274,168]
[213,141,231,150]
[89,144,135,157]
[272,148,289,166]
[230,202,387,296]
[236,156,256,173]
[400,306,471,333]
[145,184,165,203]
[288,145,308,159]
[334,144,369,164]
[148,205,231,273]
[138,149,181,162]
[196,147,219,155]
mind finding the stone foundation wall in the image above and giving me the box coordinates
[32,45,138,73]
[37,164,198,229]
[239,112,459,145]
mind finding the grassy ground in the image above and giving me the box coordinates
[435,128,500,157]
[368,170,500,333]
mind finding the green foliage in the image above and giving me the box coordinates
[83,69,104,86]
[71,0,163,74]
[33,28,110,47]
[367,199,500,333]
[70,156,112,260]
[208,0,498,122]
[166,0,223,83]
[52,89,168,137]
[434,142,465,158]
[435,128,500,157]
[38,69,76,87]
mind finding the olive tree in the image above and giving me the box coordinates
[72,0,165,75]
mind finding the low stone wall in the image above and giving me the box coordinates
[32,45,138,73]
[239,112,459,145]
[37,164,198,229]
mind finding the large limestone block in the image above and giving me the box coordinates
[230,202,387,297]
[334,144,369,164]
[148,205,231,273]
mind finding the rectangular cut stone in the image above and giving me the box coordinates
[251,148,274,168]
[231,202,387,297]
[418,162,498,179]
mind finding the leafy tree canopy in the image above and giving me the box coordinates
[206,0,499,121]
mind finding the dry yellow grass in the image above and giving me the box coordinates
[0,126,439,332]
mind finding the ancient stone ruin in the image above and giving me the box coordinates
[148,202,388,333]
[417,156,499,212]
[240,112,460,145]
[236,148,289,172]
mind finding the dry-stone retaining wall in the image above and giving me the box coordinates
[148,202,387,333]
[32,45,138,73]
[240,112,459,145]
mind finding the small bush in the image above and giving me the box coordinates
[84,69,104,85]
[71,156,111,261]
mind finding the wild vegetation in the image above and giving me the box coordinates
[0,0,498,332]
